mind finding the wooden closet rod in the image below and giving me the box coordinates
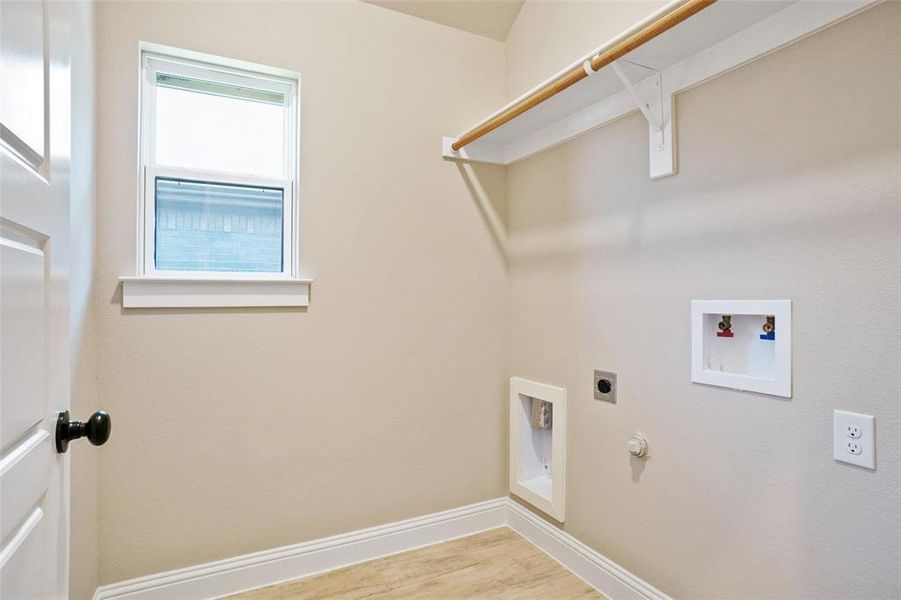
[451,0,717,152]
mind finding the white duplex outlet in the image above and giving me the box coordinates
[833,410,875,470]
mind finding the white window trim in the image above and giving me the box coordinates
[121,43,310,308]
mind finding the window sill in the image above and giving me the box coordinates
[119,276,312,308]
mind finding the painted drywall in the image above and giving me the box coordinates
[505,3,900,598]
[93,1,508,584]
[362,0,524,41]
[69,1,99,598]
[505,0,666,99]
[89,1,899,595]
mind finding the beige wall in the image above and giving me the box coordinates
[505,0,665,98]
[506,3,900,598]
[89,1,900,596]
[70,1,99,598]
[93,1,508,584]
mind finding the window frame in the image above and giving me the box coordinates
[137,49,300,281]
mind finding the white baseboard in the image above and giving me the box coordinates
[505,501,668,600]
[94,498,669,600]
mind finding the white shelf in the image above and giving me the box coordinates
[443,0,877,178]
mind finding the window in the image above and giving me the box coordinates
[138,49,298,280]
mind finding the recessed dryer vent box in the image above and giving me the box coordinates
[691,300,792,398]
[509,377,566,521]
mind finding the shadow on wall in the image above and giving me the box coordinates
[456,162,509,262]
[630,454,647,483]
[501,111,897,266]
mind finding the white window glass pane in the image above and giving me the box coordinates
[155,178,284,273]
[154,74,285,177]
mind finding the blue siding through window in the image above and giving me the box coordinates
[154,178,284,272]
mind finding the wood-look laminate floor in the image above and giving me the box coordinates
[228,528,603,599]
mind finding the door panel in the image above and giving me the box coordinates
[0,0,46,168]
[0,225,47,450]
[0,429,52,542]
[0,0,70,598]
[0,508,48,599]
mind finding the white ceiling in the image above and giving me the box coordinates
[362,0,525,41]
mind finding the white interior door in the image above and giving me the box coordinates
[0,1,72,598]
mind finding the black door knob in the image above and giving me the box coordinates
[56,410,111,453]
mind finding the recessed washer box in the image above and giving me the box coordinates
[691,300,792,398]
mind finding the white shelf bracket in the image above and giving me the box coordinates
[612,60,675,179]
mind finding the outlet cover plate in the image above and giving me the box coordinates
[594,370,617,403]
[833,410,875,470]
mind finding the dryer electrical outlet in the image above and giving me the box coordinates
[833,410,875,470]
